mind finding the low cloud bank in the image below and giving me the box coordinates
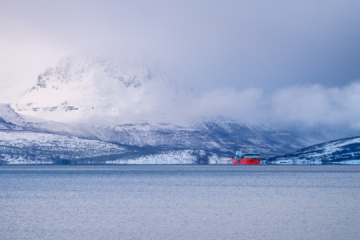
[185,88,265,122]
[6,54,360,129]
[12,78,360,129]
[271,82,360,127]
[185,81,360,129]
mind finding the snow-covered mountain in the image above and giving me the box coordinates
[265,136,360,164]
[12,55,180,123]
[2,55,358,164]
[0,102,342,164]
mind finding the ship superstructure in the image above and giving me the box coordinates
[232,150,261,164]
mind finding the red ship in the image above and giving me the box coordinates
[232,150,261,164]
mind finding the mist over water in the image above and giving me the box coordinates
[1,165,359,239]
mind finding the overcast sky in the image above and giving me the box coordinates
[1,0,360,127]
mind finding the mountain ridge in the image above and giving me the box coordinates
[1,55,359,164]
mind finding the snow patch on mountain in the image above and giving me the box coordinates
[105,150,232,164]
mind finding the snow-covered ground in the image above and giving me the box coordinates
[105,150,233,164]
[0,130,126,164]
[297,138,360,158]
[269,159,322,165]
[106,150,198,164]
[337,160,360,164]
[266,136,360,164]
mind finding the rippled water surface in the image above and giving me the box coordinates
[1,165,359,239]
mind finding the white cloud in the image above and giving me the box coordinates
[271,82,360,127]
[181,81,360,128]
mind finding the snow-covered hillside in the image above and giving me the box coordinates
[0,130,127,164]
[91,117,318,155]
[1,98,354,165]
[266,136,360,164]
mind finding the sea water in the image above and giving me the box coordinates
[0,165,359,239]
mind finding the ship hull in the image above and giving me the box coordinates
[232,158,261,164]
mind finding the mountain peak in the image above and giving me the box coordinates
[12,55,178,122]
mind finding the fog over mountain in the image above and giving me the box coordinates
[12,55,185,123]
[6,54,360,132]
